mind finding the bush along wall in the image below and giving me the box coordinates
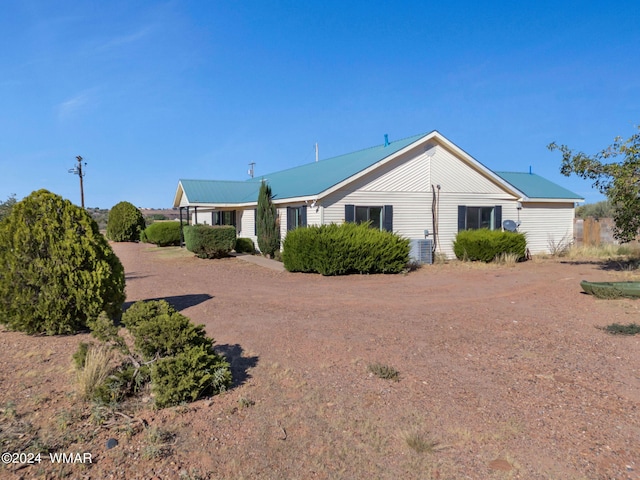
[106,201,146,242]
[453,229,527,262]
[282,222,410,275]
[234,237,256,254]
[142,221,182,247]
[184,225,236,258]
[74,300,232,408]
[0,189,125,334]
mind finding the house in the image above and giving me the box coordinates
[173,131,583,259]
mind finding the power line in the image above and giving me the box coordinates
[68,155,86,208]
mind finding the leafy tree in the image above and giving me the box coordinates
[256,181,280,257]
[106,201,146,242]
[0,194,17,221]
[0,189,125,334]
[549,127,640,242]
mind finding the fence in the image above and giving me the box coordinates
[574,218,618,245]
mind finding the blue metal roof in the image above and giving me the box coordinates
[176,134,583,206]
[495,171,583,200]
[179,179,261,204]
[246,132,430,199]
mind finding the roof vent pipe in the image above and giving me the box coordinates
[384,134,389,147]
[529,165,532,174]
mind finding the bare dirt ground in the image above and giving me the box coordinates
[1,242,639,480]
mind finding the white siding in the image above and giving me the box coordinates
[238,208,257,243]
[519,202,576,254]
[430,145,508,196]
[322,144,521,258]
[434,194,519,258]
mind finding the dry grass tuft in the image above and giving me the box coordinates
[367,362,400,381]
[402,429,439,453]
[494,252,520,266]
[76,343,113,401]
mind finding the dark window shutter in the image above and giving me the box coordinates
[232,210,237,228]
[211,212,215,225]
[345,204,355,223]
[383,205,393,232]
[458,206,466,231]
[494,205,502,230]
[301,205,307,227]
[286,207,293,231]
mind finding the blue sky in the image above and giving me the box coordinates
[2,1,639,208]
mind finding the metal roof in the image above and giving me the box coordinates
[495,171,583,200]
[174,133,583,207]
[178,179,261,204]
[245,132,430,200]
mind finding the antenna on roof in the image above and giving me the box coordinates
[248,162,255,178]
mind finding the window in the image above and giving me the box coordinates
[287,206,307,231]
[345,205,393,231]
[355,206,383,229]
[213,210,236,227]
[457,205,502,231]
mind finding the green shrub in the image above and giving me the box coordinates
[121,300,212,360]
[453,229,526,262]
[142,222,182,247]
[282,222,410,275]
[0,190,125,335]
[107,201,146,242]
[151,344,232,408]
[235,237,256,254]
[83,300,231,408]
[184,225,236,259]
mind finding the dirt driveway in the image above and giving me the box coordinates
[1,242,639,479]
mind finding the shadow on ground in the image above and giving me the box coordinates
[215,344,259,388]
[561,258,640,272]
[123,293,213,312]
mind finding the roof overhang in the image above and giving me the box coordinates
[519,197,585,204]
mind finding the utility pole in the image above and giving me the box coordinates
[248,162,255,178]
[68,156,86,208]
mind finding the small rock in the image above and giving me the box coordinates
[106,438,118,449]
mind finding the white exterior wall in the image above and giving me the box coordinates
[519,202,576,254]
[323,146,433,236]
[322,143,522,258]
[238,208,257,243]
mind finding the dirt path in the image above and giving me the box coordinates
[1,242,639,479]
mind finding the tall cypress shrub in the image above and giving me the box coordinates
[107,201,146,242]
[0,190,125,334]
[256,181,280,257]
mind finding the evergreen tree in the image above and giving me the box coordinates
[0,190,125,334]
[106,201,146,242]
[256,181,280,257]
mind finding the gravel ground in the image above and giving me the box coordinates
[1,242,639,479]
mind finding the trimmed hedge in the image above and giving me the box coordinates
[282,222,410,275]
[184,225,236,259]
[142,221,182,246]
[235,237,256,254]
[107,201,146,242]
[453,229,527,262]
[0,190,125,335]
